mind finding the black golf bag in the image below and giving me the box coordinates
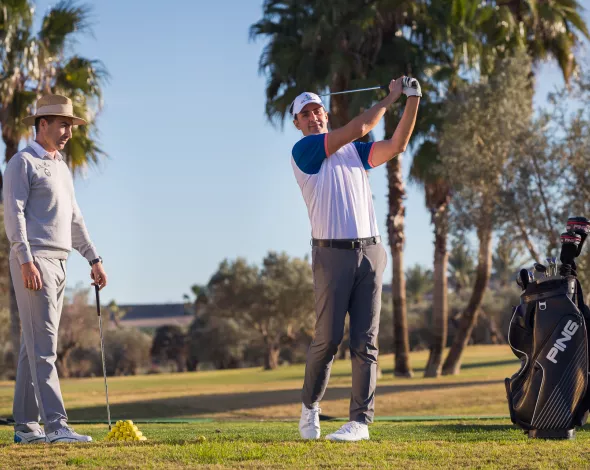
[505,217,590,439]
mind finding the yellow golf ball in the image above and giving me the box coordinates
[197,436,206,442]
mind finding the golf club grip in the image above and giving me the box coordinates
[380,85,389,91]
[95,284,101,317]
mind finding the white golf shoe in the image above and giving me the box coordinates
[299,403,321,439]
[48,427,92,443]
[325,421,369,441]
[14,429,48,444]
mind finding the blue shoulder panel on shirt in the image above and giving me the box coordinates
[292,134,327,175]
[353,141,375,170]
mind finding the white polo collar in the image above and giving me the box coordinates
[30,140,63,161]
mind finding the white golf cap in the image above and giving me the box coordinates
[290,92,325,117]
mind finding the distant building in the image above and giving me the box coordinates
[114,303,193,329]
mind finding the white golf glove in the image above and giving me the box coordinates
[402,77,422,98]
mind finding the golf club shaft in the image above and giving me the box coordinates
[320,85,388,97]
[96,285,112,431]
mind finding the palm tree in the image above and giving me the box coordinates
[250,0,385,126]
[0,0,108,365]
[497,0,589,81]
[374,0,519,377]
[409,139,451,377]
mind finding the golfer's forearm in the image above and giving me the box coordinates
[351,96,393,138]
[6,216,33,265]
[327,95,394,155]
[348,95,395,138]
[370,97,420,167]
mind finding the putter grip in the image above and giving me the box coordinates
[95,284,101,317]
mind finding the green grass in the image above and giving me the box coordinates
[3,345,588,468]
[2,421,590,469]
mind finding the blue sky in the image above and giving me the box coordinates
[3,1,589,304]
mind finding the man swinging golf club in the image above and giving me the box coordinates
[3,94,108,444]
[292,77,420,441]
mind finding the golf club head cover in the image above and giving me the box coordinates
[517,268,529,290]
[560,231,581,267]
[567,217,590,257]
[402,77,422,98]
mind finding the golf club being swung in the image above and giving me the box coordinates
[319,85,389,97]
[95,284,112,431]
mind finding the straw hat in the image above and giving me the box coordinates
[22,94,87,126]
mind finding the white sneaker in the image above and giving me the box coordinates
[14,429,47,444]
[325,421,369,441]
[48,427,92,443]
[299,403,321,439]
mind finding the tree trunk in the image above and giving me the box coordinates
[4,137,20,369]
[424,189,450,378]
[513,209,541,263]
[442,220,494,375]
[264,342,280,370]
[329,74,350,129]
[386,153,413,378]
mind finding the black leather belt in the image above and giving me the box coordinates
[312,236,381,249]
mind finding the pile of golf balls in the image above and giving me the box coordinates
[105,420,146,442]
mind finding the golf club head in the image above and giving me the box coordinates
[560,231,581,266]
[534,263,547,274]
[566,217,590,256]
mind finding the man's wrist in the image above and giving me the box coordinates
[89,256,103,266]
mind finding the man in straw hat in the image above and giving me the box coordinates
[3,94,108,444]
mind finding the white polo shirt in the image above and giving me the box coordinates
[291,133,380,240]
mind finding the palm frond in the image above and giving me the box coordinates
[38,0,91,56]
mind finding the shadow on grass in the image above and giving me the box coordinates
[57,379,501,421]
[371,359,520,377]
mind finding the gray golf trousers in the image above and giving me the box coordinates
[302,241,387,423]
[10,256,68,433]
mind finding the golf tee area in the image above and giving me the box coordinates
[2,345,590,469]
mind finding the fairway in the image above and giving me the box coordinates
[0,345,522,421]
[2,345,589,468]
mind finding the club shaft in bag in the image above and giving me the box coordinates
[319,85,389,97]
[95,285,112,431]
